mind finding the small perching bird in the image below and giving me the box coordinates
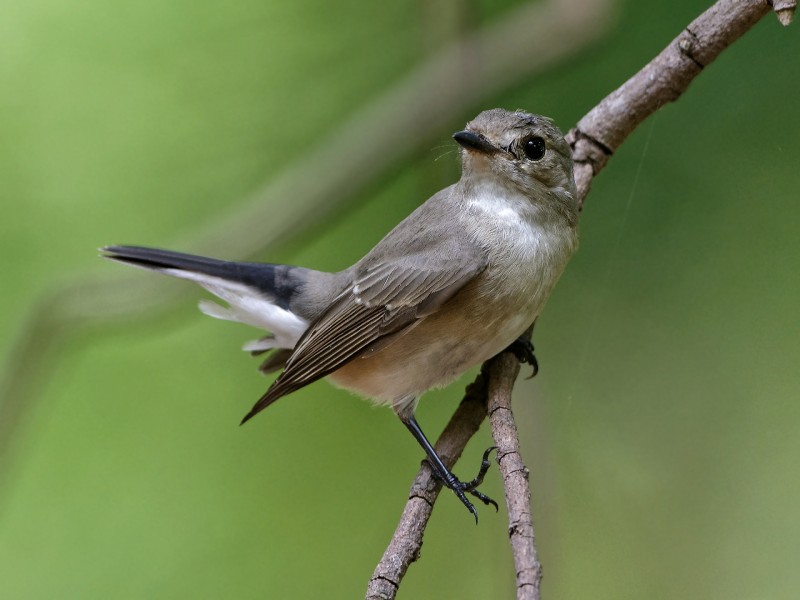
[102,108,579,520]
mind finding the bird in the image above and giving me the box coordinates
[102,108,580,520]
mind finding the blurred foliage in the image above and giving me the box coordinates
[1,0,799,599]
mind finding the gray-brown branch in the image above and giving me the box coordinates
[487,350,541,598]
[367,1,794,599]
[568,0,792,205]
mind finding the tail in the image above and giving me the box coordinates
[101,245,310,351]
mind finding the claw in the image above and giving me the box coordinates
[428,445,499,522]
[404,415,498,522]
[469,489,499,512]
[455,488,479,524]
[507,336,538,378]
[464,447,499,511]
[462,446,497,491]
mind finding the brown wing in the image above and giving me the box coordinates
[240,243,487,423]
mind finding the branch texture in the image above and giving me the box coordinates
[568,0,790,205]
[487,353,541,599]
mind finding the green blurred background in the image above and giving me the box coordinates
[1,0,798,598]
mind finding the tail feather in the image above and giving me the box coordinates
[102,245,228,271]
[101,245,298,307]
[101,245,309,349]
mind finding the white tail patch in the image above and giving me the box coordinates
[161,268,308,351]
[241,336,278,352]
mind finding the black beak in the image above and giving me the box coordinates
[452,130,497,155]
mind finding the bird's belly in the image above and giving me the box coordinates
[327,219,576,409]
[327,276,543,406]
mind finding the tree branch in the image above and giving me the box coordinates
[569,0,789,206]
[367,1,795,599]
[487,351,541,599]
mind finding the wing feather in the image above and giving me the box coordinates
[241,200,488,423]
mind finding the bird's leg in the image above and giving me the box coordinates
[506,335,538,379]
[401,413,498,523]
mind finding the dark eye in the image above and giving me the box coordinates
[523,136,546,161]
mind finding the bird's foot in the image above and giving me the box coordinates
[430,446,498,523]
[506,336,538,378]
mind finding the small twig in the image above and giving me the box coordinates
[487,350,541,600]
[369,0,794,598]
[568,0,790,205]
[773,0,796,26]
